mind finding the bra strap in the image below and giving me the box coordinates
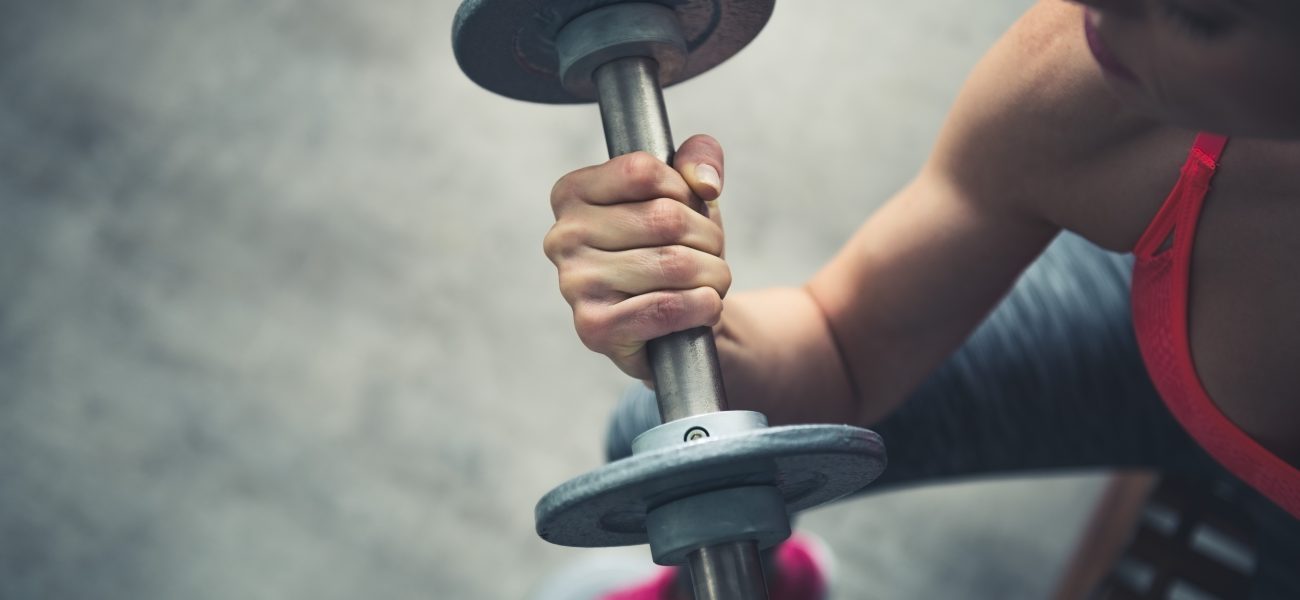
[1191,133,1228,167]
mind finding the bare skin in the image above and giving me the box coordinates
[543,0,1300,468]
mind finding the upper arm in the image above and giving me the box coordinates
[806,1,1135,422]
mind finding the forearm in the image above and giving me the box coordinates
[712,287,863,426]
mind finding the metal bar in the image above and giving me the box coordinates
[687,541,770,600]
[592,55,762,600]
[594,56,676,163]
[592,56,729,423]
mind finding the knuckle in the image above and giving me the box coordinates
[560,263,603,299]
[681,134,724,166]
[542,222,582,261]
[655,245,696,283]
[573,306,612,350]
[550,175,577,212]
[689,133,721,152]
[618,152,663,192]
[704,135,723,156]
[646,199,689,243]
[650,293,688,330]
[541,225,563,261]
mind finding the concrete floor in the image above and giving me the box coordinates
[0,0,1110,598]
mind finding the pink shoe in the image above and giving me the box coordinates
[599,534,833,600]
[767,534,833,600]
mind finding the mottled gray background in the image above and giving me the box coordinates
[0,0,1110,598]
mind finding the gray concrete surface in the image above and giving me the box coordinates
[0,0,1108,598]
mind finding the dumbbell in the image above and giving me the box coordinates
[452,2,887,597]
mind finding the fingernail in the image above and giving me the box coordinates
[695,164,722,196]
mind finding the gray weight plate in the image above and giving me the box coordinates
[535,424,886,548]
[452,0,775,104]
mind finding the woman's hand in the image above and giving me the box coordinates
[544,134,729,380]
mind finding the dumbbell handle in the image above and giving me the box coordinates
[593,55,768,600]
[593,56,731,424]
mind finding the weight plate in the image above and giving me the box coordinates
[452,0,776,103]
[535,424,886,547]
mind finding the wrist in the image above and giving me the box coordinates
[715,288,861,426]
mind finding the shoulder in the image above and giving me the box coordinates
[926,1,1188,250]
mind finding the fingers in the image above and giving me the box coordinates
[573,287,725,380]
[551,151,698,215]
[544,198,725,260]
[545,135,729,379]
[558,245,732,305]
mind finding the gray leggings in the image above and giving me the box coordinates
[604,233,1300,598]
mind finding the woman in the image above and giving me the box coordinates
[543,0,1300,596]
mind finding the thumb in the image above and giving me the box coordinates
[673,134,725,204]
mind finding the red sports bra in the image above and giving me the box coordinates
[1131,133,1300,519]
